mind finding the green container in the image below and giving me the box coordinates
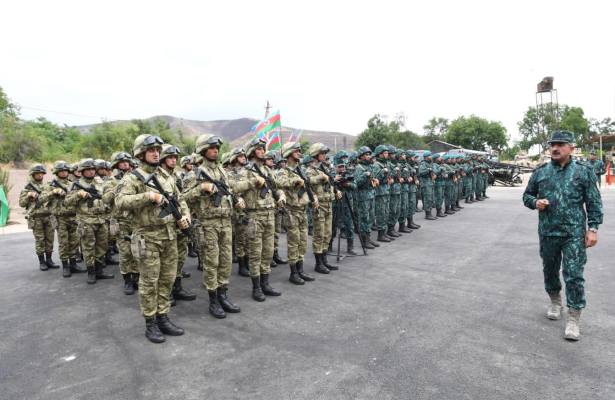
[0,185,8,227]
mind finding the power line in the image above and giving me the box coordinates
[18,105,111,120]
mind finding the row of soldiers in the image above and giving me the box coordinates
[19,134,490,343]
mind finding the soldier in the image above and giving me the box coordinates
[265,150,288,268]
[372,145,393,241]
[237,137,285,301]
[353,146,378,249]
[306,143,340,273]
[396,150,411,233]
[587,151,605,188]
[65,159,114,284]
[332,151,359,255]
[462,155,474,204]
[19,164,59,270]
[418,151,437,220]
[386,147,403,236]
[94,159,118,266]
[227,147,251,277]
[116,134,189,343]
[432,154,447,218]
[523,131,603,341]
[405,151,421,229]
[276,141,318,284]
[47,161,85,277]
[179,155,199,259]
[159,144,196,303]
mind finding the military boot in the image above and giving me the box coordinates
[387,225,401,237]
[346,238,359,255]
[45,253,60,269]
[187,242,198,258]
[87,265,96,284]
[289,263,305,285]
[314,253,330,274]
[238,256,250,277]
[398,221,412,233]
[273,250,288,265]
[483,193,489,199]
[95,261,114,280]
[208,290,226,319]
[321,253,338,271]
[368,232,380,247]
[38,254,48,271]
[260,274,281,296]
[362,234,376,249]
[156,314,184,336]
[181,269,191,278]
[69,258,86,273]
[251,276,266,302]
[564,309,582,341]
[217,286,240,313]
[456,200,464,209]
[407,217,421,229]
[105,250,119,265]
[546,292,562,320]
[425,210,437,220]
[377,230,391,242]
[296,259,315,281]
[133,273,140,291]
[465,198,471,204]
[173,277,196,301]
[62,260,71,278]
[145,317,165,343]
[445,205,455,215]
[123,274,135,295]
[436,208,447,218]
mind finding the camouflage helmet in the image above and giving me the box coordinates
[405,150,415,158]
[301,155,314,165]
[69,163,78,173]
[228,147,246,164]
[195,134,223,154]
[373,145,389,157]
[220,152,231,167]
[133,134,164,158]
[180,155,192,168]
[94,159,107,170]
[52,160,71,174]
[160,144,181,161]
[308,142,329,157]
[282,141,302,159]
[348,151,358,163]
[264,150,277,160]
[111,151,132,168]
[396,148,406,158]
[333,150,349,166]
[275,154,285,165]
[29,163,47,175]
[192,153,204,165]
[78,158,97,172]
[357,146,372,158]
[245,137,267,158]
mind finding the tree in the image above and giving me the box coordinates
[445,115,507,151]
[422,117,449,143]
[560,106,589,148]
[355,114,427,150]
[518,105,590,152]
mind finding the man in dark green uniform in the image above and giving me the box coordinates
[587,151,605,188]
[418,151,436,220]
[523,131,603,341]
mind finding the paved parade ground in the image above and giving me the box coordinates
[1,186,613,400]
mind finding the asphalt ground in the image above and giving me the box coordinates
[0,186,613,400]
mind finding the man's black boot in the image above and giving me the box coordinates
[456,200,464,209]
[38,254,48,271]
[145,317,165,343]
[346,238,359,255]
[156,314,184,336]
[362,234,376,249]
[45,253,59,269]
[87,265,96,284]
[273,250,287,265]
[296,260,315,281]
[123,273,135,295]
[62,260,71,278]
[398,221,412,233]
[368,232,380,247]
[436,208,447,217]
[445,206,455,215]
[321,253,338,271]
[377,230,391,242]
[173,277,197,301]
[187,242,198,258]
[314,253,330,274]
[95,261,114,280]
[217,286,240,313]
[105,250,119,265]
[238,256,250,277]
[408,217,421,229]
[69,258,86,273]
[289,263,305,285]
[425,210,437,220]
[251,277,266,302]
[208,290,226,319]
[260,274,281,296]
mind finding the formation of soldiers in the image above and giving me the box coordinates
[19,134,492,343]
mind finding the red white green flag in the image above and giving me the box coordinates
[254,110,282,150]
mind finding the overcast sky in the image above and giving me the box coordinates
[2,0,614,141]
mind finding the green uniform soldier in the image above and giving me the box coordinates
[332,151,359,254]
[180,155,199,259]
[353,146,378,248]
[587,152,605,188]
[386,146,403,236]
[47,161,85,277]
[432,154,447,218]
[94,159,118,266]
[65,159,115,284]
[372,145,393,241]
[462,156,474,203]
[441,155,456,215]
[19,164,59,270]
[396,150,412,233]
[405,151,421,230]
[116,134,190,343]
[418,151,437,220]
[523,131,603,341]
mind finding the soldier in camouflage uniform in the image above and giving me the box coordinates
[47,161,85,277]
[19,164,60,271]
[372,145,393,242]
[264,150,288,268]
[227,147,251,277]
[523,131,603,341]
[116,134,190,343]
[432,154,448,218]
[587,151,605,188]
[180,155,199,259]
[353,147,378,249]
[396,150,412,233]
[94,159,119,266]
[418,151,437,220]
[404,151,421,230]
[462,156,474,204]
[386,147,403,237]
[65,159,115,284]
[276,141,317,284]
[332,151,359,255]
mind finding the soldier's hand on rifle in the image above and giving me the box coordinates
[28,191,39,199]
[408,176,413,183]
[276,196,286,208]
[52,188,65,196]
[294,178,305,187]
[200,182,218,194]
[147,191,164,204]
[177,215,191,230]
[254,176,266,188]
[319,173,329,183]
[371,178,379,187]
[387,177,394,185]
[312,196,320,209]
[335,190,343,200]
[235,197,246,209]
[78,190,91,199]
[399,177,405,183]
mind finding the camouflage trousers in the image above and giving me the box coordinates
[398,191,408,224]
[407,190,417,217]
[56,215,78,261]
[177,231,189,276]
[335,195,354,240]
[234,213,249,258]
[136,235,178,318]
[200,217,232,291]
[387,193,400,227]
[80,222,107,267]
[312,202,333,253]
[539,235,587,310]
[457,180,464,200]
[118,222,138,275]
[29,216,55,255]
[421,184,434,212]
[444,181,454,208]
[247,209,275,278]
[286,207,308,264]
[375,195,389,231]
[463,177,473,200]
[472,174,478,198]
[357,195,372,234]
[434,182,445,210]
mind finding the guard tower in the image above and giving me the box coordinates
[535,77,559,149]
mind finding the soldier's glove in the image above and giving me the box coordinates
[254,176,266,188]
[177,215,190,230]
[335,190,343,200]
[28,191,39,199]
[235,197,246,209]
[147,192,164,204]
[294,178,305,187]
[52,188,65,196]
[79,190,91,199]
[200,182,218,194]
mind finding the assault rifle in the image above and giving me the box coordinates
[196,168,237,207]
[25,182,41,208]
[250,163,280,201]
[72,181,102,207]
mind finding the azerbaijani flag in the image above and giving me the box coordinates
[254,110,282,150]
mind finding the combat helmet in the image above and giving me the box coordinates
[77,158,97,172]
[52,161,71,174]
[111,151,132,169]
[308,142,329,157]
[180,155,192,168]
[373,145,389,157]
[245,137,267,158]
[160,144,181,161]
[220,152,231,167]
[228,147,246,164]
[195,134,223,154]
[29,164,47,175]
[282,141,301,159]
[357,146,372,158]
[333,150,349,166]
[265,150,277,160]
[133,134,164,158]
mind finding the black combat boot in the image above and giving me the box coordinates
[425,210,437,220]
[260,274,281,296]
[173,277,197,301]
[456,200,464,209]
[238,256,250,277]
[314,253,330,274]
[208,290,226,319]
[217,286,240,313]
[296,259,315,281]
[45,253,60,269]
[69,258,86,273]
[112,243,119,254]
[38,254,48,271]
[408,217,421,229]
[132,273,140,290]
[145,317,165,343]
[187,242,198,258]
[436,208,447,217]
[62,260,71,278]
[95,261,114,280]
[483,193,489,199]
[445,205,455,215]
[87,265,96,284]
[377,230,391,242]
[289,263,305,285]
[368,232,380,247]
[398,221,412,233]
[321,253,338,271]
[105,250,119,265]
[156,314,184,336]
[251,276,266,302]
[308,225,313,236]
[362,234,376,249]
[387,225,401,237]
[123,274,135,295]
[270,257,277,268]
[273,249,288,265]
[346,238,359,255]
